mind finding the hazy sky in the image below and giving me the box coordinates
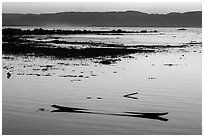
[2,2,202,14]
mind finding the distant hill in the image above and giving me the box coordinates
[2,11,202,27]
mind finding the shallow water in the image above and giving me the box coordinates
[2,27,202,135]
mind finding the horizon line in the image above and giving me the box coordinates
[2,10,202,15]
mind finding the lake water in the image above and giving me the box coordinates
[2,27,202,135]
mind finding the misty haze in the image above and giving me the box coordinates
[2,2,202,135]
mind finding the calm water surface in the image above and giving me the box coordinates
[2,27,202,135]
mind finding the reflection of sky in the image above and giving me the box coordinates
[62,32,201,46]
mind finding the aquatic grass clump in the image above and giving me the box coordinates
[2,35,155,59]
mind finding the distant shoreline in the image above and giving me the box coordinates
[2,25,202,28]
[3,11,201,27]
[2,28,159,35]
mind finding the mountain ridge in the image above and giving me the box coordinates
[2,11,202,27]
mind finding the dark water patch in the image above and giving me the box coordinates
[97,97,102,99]
[40,65,55,68]
[2,56,15,60]
[70,79,82,82]
[41,73,52,77]
[97,33,124,35]
[164,63,179,67]
[21,73,51,77]
[182,41,202,46]
[23,64,33,68]
[33,68,41,71]
[122,55,135,58]
[86,96,103,99]
[50,104,168,122]
[41,68,48,71]
[148,77,156,80]
[179,49,189,52]
[91,74,97,77]
[26,73,41,76]
[178,28,186,31]
[98,58,121,65]
[36,108,50,112]
[139,30,158,33]
[58,62,70,66]
[7,72,11,79]
[81,64,89,66]
[17,73,25,75]
[23,59,32,62]
[3,65,14,70]
[37,108,46,112]
[39,65,59,71]
[99,60,112,65]
[3,66,8,70]
[86,96,92,99]
[58,75,78,78]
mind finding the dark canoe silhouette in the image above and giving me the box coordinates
[123,92,138,100]
[50,104,168,122]
[125,112,169,116]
